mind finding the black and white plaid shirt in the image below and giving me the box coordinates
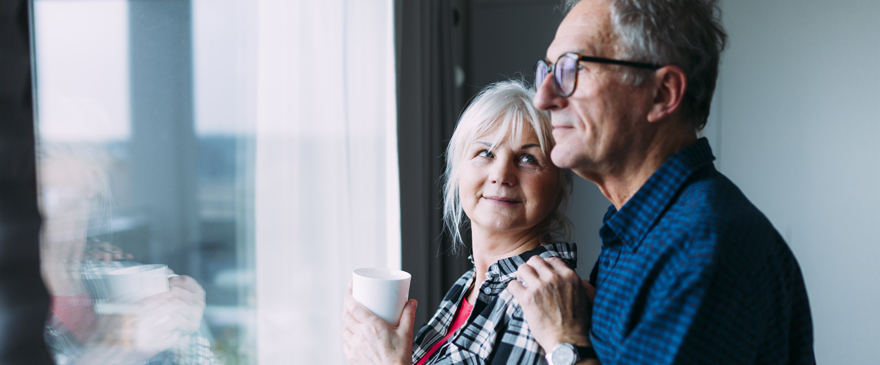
[412,242,578,365]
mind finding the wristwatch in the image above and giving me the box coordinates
[546,343,597,365]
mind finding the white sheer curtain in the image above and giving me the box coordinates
[252,0,398,363]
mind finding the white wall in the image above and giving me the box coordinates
[718,1,880,362]
[569,1,880,362]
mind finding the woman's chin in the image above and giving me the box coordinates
[471,219,527,235]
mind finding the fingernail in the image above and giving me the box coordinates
[411,301,417,309]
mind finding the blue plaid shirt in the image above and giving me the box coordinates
[589,138,815,364]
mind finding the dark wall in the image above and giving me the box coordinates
[0,0,53,363]
[463,0,564,99]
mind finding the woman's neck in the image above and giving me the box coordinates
[466,226,544,303]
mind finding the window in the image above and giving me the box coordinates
[34,0,397,363]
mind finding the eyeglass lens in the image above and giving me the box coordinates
[535,61,549,91]
[555,55,577,96]
[535,56,578,97]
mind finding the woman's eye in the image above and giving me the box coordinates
[519,154,538,163]
[477,150,495,158]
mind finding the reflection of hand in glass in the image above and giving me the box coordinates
[129,274,207,350]
[87,241,133,263]
[87,274,207,361]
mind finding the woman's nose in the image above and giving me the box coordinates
[489,160,516,186]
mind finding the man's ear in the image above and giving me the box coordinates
[646,65,687,123]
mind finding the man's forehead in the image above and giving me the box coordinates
[546,0,615,60]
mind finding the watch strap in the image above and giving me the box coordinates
[575,345,597,360]
[546,343,598,365]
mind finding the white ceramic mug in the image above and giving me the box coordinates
[352,268,411,326]
[104,264,177,304]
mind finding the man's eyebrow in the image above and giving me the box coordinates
[547,47,594,60]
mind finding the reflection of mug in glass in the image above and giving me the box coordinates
[352,268,411,326]
[105,264,176,304]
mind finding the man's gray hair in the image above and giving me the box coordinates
[565,0,727,130]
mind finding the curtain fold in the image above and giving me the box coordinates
[252,0,397,363]
[397,0,472,327]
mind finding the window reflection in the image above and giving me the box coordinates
[34,0,397,363]
[40,143,217,364]
[34,0,251,363]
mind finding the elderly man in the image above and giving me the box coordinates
[507,1,815,364]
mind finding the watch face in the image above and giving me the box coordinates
[551,344,577,365]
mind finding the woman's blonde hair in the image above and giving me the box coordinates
[441,80,573,253]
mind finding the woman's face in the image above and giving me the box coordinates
[458,121,561,237]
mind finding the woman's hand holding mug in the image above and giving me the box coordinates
[342,279,417,365]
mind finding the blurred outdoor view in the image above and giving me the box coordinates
[32,0,396,364]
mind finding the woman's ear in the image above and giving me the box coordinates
[647,65,687,123]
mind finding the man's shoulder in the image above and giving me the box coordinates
[643,167,787,270]
[668,168,775,235]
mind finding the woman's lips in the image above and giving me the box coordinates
[482,196,522,205]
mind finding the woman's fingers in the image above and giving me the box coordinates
[396,299,418,337]
[341,311,382,365]
[344,294,382,326]
[341,305,360,330]
[342,342,352,363]
[343,294,388,342]
[341,323,354,344]
[341,292,414,365]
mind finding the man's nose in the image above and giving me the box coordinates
[533,74,566,111]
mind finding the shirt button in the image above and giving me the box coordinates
[483,287,491,295]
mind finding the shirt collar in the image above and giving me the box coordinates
[600,137,716,251]
[481,242,578,284]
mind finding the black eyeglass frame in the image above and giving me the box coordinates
[536,52,663,98]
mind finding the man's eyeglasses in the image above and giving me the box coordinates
[535,52,662,98]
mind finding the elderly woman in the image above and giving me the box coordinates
[341,80,577,364]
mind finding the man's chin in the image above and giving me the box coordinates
[550,147,579,170]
